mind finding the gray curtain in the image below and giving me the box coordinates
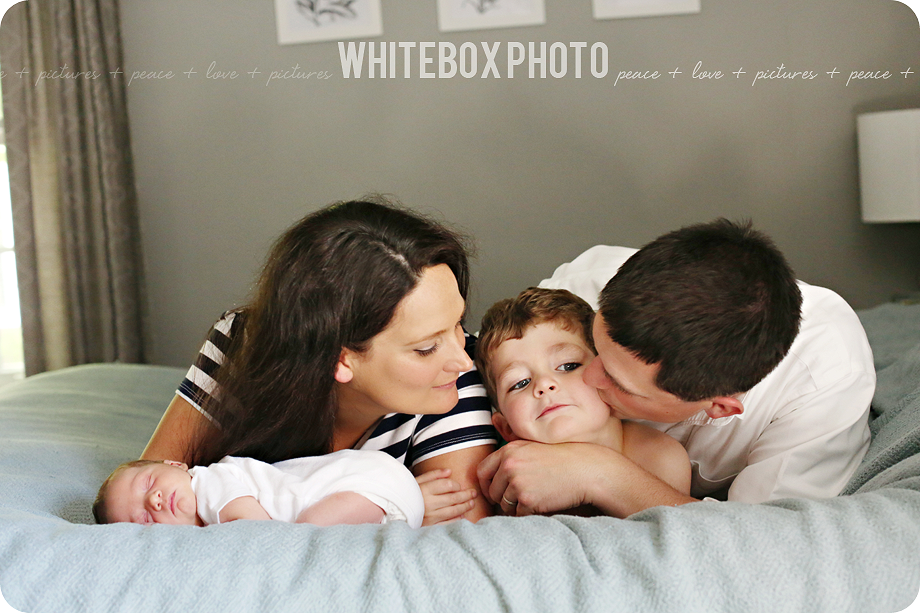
[0,0,146,375]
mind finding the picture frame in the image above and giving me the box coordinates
[436,0,546,33]
[592,0,700,20]
[274,0,383,45]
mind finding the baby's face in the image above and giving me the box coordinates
[490,322,612,444]
[105,461,202,526]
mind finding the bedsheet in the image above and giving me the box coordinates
[0,303,919,612]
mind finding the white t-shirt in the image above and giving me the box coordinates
[540,245,875,503]
[188,451,425,528]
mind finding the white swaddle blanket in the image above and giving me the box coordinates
[189,450,424,528]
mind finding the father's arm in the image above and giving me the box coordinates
[477,440,696,518]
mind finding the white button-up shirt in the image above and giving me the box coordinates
[540,245,874,503]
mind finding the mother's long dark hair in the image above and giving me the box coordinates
[189,197,471,466]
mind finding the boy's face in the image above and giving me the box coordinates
[489,321,612,444]
[105,461,203,526]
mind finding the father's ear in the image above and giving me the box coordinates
[703,395,744,420]
[491,413,520,443]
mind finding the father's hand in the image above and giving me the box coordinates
[477,440,698,518]
[476,440,611,517]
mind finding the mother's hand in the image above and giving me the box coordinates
[476,440,608,516]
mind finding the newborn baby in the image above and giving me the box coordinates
[93,449,425,528]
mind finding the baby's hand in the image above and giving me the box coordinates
[415,469,478,526]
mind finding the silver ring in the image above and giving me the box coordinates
[501,494,517,507]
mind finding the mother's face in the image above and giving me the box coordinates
[335,264,473,417]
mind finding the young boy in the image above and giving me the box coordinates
[93,449,425,528]
[475,287,691,512]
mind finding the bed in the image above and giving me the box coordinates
[1,300,920,613]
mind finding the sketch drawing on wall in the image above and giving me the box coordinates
[463,0,501,14]
[275,0,382,44]
[295,0,359,26]
[437,0,545,32]
[592,0,701,20]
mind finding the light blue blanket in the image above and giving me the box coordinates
[1,303,920,612]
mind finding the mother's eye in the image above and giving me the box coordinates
[415,343,439,357]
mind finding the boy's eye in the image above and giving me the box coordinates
[557,362,582,372]
[508,378,531,392]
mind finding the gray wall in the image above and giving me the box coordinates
[120,0,920,367]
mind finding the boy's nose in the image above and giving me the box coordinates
[534,379,557,396]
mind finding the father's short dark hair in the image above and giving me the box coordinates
[598,219,802,401]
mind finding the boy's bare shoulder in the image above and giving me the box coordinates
[620,421,691,495]
[621,420,675,445]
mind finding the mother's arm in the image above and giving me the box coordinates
[141,395,216,463]
[146,397,496,524]
[414,444,496,524]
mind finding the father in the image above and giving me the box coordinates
[478,219,875,517]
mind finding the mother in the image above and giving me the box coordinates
[140,198,497,524]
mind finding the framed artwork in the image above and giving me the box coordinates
[437,0,546,33]
[274,0,383,45]
[592,0,700,20]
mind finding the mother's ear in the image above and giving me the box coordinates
[334,349,355,384]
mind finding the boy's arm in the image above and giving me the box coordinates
[295,491,385,526]
[621,421,692,495]
[217,496,272,523]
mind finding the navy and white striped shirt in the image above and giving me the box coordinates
[178,312,497,468]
